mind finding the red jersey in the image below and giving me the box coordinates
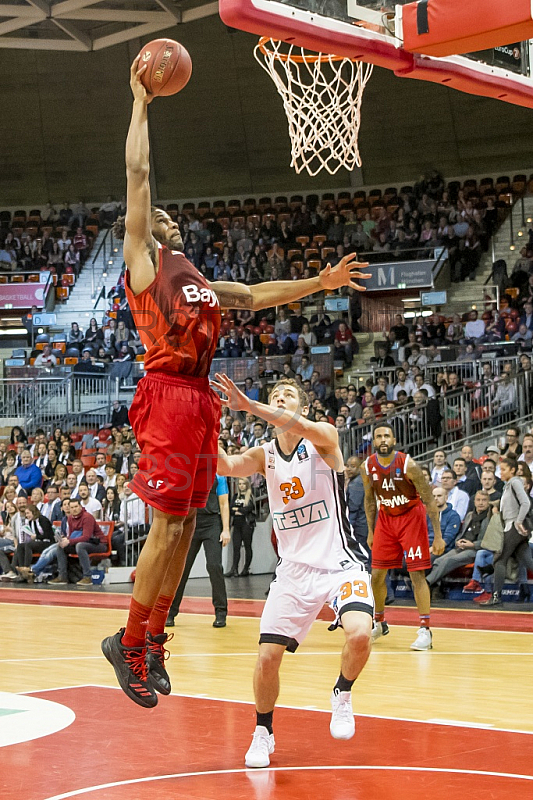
[125,245,221,377]
[364,451,420,516]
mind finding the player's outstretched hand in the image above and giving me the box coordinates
[211,373,250,412]
[130,55,154,104]
[430,538,445,557]
[319,253,371,293]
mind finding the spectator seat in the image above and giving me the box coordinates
[56,287,69,301]
[512,174,527,195]
[258,197,272,212]
[496,176,510,193]
[27,274,39,282]
[228,200,241,214]
[182,202,195,215]
[11,275,24,283]
[197,201,211,217]
[290,195,303,210]
[53,520,114,562]
[296,236,309,247]
[64,357,78,365]
[243,198,257,213]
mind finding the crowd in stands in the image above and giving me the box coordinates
[2,400,532,601]
[151,170,515,287]
[0,199,119,278]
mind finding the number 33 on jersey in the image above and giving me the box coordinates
[263,439,364,573]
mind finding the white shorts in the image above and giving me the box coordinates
[260,559,374,652]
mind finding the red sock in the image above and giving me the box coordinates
[147,594,174,638]
[419,614,430,629]
[375,611,385,623]
[122,597,153,648]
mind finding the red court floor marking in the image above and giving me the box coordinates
[1,587,532,632]
[2,687,533,800]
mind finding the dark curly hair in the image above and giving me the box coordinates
[112,206,160,240]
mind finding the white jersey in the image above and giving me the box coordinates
[263,438,363,572]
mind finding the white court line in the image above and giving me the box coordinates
[3,649,533,665]
[71,684,533,737]
[41,764,533,800]
[16,684,533,737]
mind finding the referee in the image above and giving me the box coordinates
[166,475,231,628]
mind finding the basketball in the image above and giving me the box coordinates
[137,39,192,97]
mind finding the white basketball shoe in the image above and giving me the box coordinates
[330,689,355,740]
[410,627,433,650]
[245,726,275,768]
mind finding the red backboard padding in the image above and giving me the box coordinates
[402,0,533,57]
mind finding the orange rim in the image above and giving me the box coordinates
[257,36,359,63]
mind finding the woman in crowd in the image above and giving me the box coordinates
[274,307,291,337]
[226,478,256,578]
[84,318,102,346]
[50,463,68,490]
[300,322,317,347]
[19,244,34,269]
[1,451,17,486]
[10,426,27,445]
[102,318,117,352]
[30,487,45,512]
[47,241,63,275]
[115,474,127,499]
[114,320,130,349]
[64,244,80,277]
[0,500,17,576]
[52,427,64,448]
[45,446,59,484]
[67,322,84,350]
[103,486,125,566]
[11,505,55,579]
[482,457,533,605]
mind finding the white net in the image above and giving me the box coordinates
[254,38,373,177]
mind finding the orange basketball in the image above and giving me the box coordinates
[137,39,192,97]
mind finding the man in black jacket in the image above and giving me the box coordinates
[111,400,130,428]
[166,476,231,628]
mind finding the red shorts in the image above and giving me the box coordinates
[372,501,431,571]
[128,370,221,516]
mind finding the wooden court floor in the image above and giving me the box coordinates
[1,590,533,800]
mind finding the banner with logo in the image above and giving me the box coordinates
[0,284,47,309]
[365,260,434,292]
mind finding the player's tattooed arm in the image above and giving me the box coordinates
[211,254,370,310]
[407,459,445,556]
[360,469,377,549]
[216,443,266,478]
[210,282,254,309]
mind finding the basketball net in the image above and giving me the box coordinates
[254,38,373,177]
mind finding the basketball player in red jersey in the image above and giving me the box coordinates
[361,423,444,651]
[101,55,371,707]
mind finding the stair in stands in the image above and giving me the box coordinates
[52,232,124,331]
[444,194,533,314]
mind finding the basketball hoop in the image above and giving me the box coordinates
[254,37,373,176]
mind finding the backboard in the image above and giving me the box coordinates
[219,0,533,109]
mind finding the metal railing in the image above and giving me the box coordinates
[0,373,117,430]
[90,228,114,299]
[338,367,533,460]
[123,493,152,567]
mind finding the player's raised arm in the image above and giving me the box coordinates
[360,468,377,548]
[406,459,445,555]
[211,373,339,452]
[217,444,266,478]
[122,56,157,294]
[210,253,370,311]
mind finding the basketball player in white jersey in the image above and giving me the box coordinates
[213,373,373,769]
